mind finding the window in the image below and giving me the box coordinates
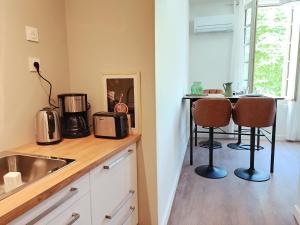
[250,3,300,99]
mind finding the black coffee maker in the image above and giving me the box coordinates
[58,93,90,138]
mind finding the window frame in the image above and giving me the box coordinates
[244,0,258,93]
[248,2,300,99]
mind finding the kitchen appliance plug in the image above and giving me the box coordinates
[33,62,58,109]
[33,62,40,72]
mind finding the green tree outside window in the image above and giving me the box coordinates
[254,6,290,96]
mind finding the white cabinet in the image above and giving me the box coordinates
[8,143,138,225]
[9,174,91,225]
[90,144,138,225]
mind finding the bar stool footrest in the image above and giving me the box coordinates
[234,168,270,182]
[195,165,227,179]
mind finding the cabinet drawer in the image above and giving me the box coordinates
[47,193,91,225]
[105,195,138,225]
[90,144,137,225]
[9,174,90,225]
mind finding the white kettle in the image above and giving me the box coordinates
[35,108,62,145]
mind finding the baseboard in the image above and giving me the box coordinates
[295,205,300,224]
[160,139,188,225]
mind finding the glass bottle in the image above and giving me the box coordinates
[191,82,203,95]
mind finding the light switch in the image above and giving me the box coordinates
[28,57,40,72]
[25,26,39,42]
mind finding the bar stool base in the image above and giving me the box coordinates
[227,143,244,150]
[199,140,222,149]
[240,144,264,151]
[234,168,270,182]
[227,143,264,151]
[195,165,227,179]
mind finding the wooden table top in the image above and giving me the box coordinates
[0,134,141,224]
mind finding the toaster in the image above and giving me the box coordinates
[93,112,129,139]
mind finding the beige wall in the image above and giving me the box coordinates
[0,0,70,150]
[64,1,157,224]
[0,1,5,149]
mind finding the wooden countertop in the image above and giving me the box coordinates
[0,134,141,224]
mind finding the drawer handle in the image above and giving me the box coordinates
[119,206,135,225]
[103,149,133,170]
[105,190,135,220]
[26,187,79,225]
[65,213,80,225]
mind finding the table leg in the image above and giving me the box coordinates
[190,100,193,165]
[257,128,260,147]
[195,125,198,146]
[237,125,242,144]
[271,100,277,173]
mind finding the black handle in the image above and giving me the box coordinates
[47,111,55,139]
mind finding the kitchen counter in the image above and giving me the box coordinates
[0,134,141,224]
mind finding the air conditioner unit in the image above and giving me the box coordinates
[194,15,234,33]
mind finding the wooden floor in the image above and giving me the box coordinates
[168,139,300,225]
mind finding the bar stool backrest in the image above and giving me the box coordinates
[233,97,276,128]
[192,98,232,128]
[203,89,224,94]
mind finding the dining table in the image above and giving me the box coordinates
[183,94,284,173]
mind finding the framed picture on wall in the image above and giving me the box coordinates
[103,72,141,134]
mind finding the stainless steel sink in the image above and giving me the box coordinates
[0,152,75,200]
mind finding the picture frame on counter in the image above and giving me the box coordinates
[103,72,141,134]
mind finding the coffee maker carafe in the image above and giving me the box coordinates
[58,93,90,138]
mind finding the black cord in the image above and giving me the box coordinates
[33,62,58,109]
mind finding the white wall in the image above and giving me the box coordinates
[0,0,70,150]
[189,1,233,89]
[295,175,300,223]
[276,101,288,139]
[64,1,157,224]
[155,0,190,224]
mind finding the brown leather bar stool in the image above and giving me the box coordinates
[197,89,225,149]
[192,98,232,179]
[203,89,224,94]
[232,97,276,182]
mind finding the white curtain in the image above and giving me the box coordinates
[286,1,300,141]
[286,102,300,141]
[286,76,300,141]
[229,0,245,91]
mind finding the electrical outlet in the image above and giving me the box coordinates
[28,57,40,72]
[25,26,39,42]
